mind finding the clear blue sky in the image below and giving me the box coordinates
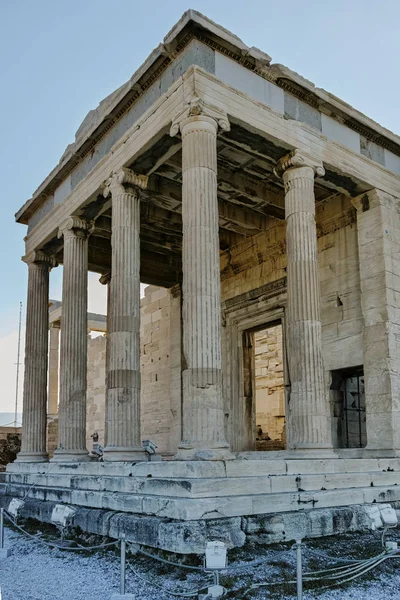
[0,0,399,407]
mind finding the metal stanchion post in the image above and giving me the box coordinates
[0,508,11,558]
[110,534,134,600]
[120,534,126,595]
[296,539,303,600]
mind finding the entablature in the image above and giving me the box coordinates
[16,10,400,233]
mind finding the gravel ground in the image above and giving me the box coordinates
[1,523,400,599]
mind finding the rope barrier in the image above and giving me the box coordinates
[131,542,294,573]
[244,548,400,596]
[3,510,118,552]
[2,504,400,599]
[128,563,211,598]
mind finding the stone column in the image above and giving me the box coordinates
[276,150,331,451]
[352,189,400,453]
[102,168,147,461]
[52,217,91,462]
[170,101,233,460]
[16,251,56,462]
[99,271,111,448]
[47,322,60,416]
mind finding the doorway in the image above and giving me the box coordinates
[243,321,286,451]
[331,367,366,448]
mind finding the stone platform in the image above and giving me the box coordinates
[1,456,399,553]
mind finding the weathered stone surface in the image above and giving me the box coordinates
[17,251,55,463]
[0,492,395,553]
[103,169,147,462]
[277,151,331,450]
[53,218,91,462]
[11,10,400,557]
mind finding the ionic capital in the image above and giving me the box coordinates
[170,96,230,137]
[99,271,111,285]
[274,150,325,179]
[102,167,148,199]
[22,250,57,269]
[58,216,93,239]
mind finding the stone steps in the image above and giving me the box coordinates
[3,469,400,498]
[1,476,400,520]
[6,456,400,478]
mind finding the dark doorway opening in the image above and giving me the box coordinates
[331,367,366,448]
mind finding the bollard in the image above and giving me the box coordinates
[296,539,303,600]
[0,508,11,558]
[110,534,135,600]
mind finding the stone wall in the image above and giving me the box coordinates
[140,284,182,456]
[83,285,182,456]
[254,325,285,450]
[46,417,58,458]
[86,334,107,450]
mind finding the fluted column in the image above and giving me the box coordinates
[47,322,60,416]
[102,168,147,461]
[171,101,233,460]
[16,251,56,462]
[276,150,332,450]
[99,271,111,448]
[52,217,91,461]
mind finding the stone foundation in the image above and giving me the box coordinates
[3,456,400,552]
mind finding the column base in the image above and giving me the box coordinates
[175,442,236,461]
[51,449,90,462]
[102,446,148,462]
[15,451,49,463]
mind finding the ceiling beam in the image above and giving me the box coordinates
[146,178,279,234]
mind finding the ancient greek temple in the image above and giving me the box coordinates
[2,11,400,553]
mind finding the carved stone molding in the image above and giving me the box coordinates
[170,96,230,137]
[22,250,57,268]
[274,149,325,178]
[102,167,148,199]
[58,216,93,239]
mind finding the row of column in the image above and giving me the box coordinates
[17,112,331,463]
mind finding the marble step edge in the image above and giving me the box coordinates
[1,481,400,520]
[2,470,400,497]
[6,456,400,478]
